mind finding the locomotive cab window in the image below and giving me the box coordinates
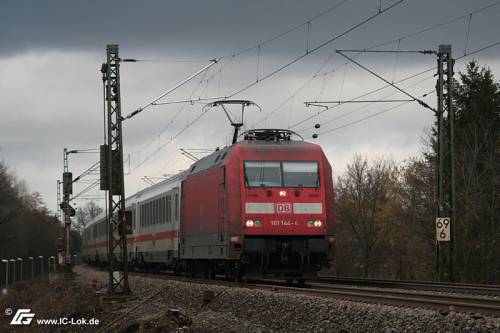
[244,161,319,188]
[283,161,319,188]
[244,161,281,187]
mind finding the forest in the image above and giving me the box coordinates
[0,162,80,260]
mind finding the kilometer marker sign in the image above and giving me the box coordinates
[436,217,451,242]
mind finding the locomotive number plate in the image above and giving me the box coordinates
[275,203,292,214]
[270,220,298,226]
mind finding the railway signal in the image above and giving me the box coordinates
[61,149,74,279]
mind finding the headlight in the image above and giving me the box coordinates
[245,219,262,227]
[307,220,322,227]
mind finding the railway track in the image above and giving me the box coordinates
[125,269,500,317]
[315,276,500,296]
[259,282,500,317]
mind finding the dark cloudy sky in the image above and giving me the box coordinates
[1,0,499,214]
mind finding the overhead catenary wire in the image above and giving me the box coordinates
[152,96,228,106]
[260,1,500,131]
[306,89,435,139]
[289,66,436,130]
[227,0,404,99]
[126,65,217,167]
[305,99,414,106]
[298,75,436,133]
[300,38,500,137]
[122,58,208,63]
[336,50,436,112]
[130,109,210,171]
[219,0,352,59]
[250,48,339,129]
[123,1,500,177]
[122,1,500,176]
[71,180,100,201]
[367,1,500,50]
[122,59,219,121]
[71,161,100,184]
[128,0,496,164]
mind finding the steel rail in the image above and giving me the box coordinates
[315,276,500,296]
[256,283,500,317]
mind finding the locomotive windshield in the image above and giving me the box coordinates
[244,161,282,187]
[282,161,319,187]
[244,161,319,188]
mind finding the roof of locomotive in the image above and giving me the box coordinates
[186,136,322,177]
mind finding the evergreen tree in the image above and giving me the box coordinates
[451,61,500,283]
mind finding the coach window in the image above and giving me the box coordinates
[157,198,161,224]
[155,199,159,224]
[282,161,320,188]
[140,204,144,227]
[152,201,155,224]
[160,197,165,224]
[147,202,151,226]
[150,201,153,225]
[152,200,156,225]
[244,161,281,187]
[167,195,172,222]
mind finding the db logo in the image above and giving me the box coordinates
[276,203,292,214]
[10,309,35,325]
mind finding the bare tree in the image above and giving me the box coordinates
[336,155,397,277]
[74,201,103,233]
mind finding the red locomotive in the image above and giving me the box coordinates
[83,128,335,283]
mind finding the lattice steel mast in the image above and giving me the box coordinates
[101,44,130,294]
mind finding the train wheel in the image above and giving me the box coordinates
[286,279,294,285]
[297,279,305,287]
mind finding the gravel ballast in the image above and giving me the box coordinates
[73,265,500,332]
